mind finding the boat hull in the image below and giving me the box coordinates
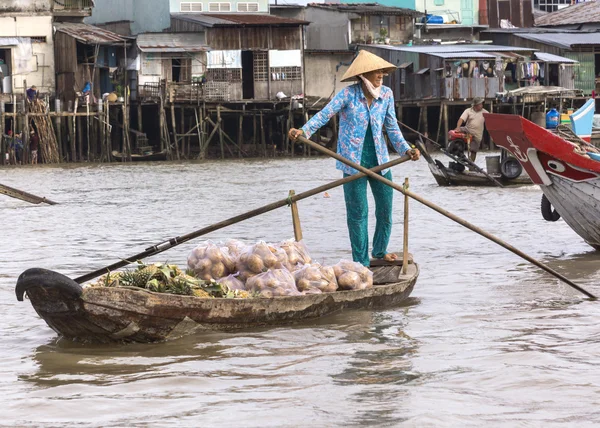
[485,113,600,249]
[16,265,419,343]
[428,162,532,187]
[111,150,167,162]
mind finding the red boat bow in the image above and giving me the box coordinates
[484,113,600,185]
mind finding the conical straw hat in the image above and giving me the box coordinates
[341,50,397,82]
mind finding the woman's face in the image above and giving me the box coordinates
[363,69,385,88]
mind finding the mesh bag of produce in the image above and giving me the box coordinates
[217,274,246,291]
[293,263,338,294]
[332,260,373,290]
[236,241,289,281]
[279,239,312,271]
[187,241,236,281]
[246,269,301,297]
[224,239,247,258]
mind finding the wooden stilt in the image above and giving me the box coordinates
[443,103,449,148]
[138,103,143,132]
[170,102,180,160]
[253,112,257,153]
[195,107,203,159]
[422,105,428,139]
[436,103,443,144]
[218,105,224,159]
[260,111,266,157]
[238,113,243,158]
[402,177,409,275]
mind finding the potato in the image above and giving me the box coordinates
[206,246,223,263]
[211,262,225,279]
[263,254,279,268]
[223,257,236,272]
[260,289,274,298]
[193,247,206,259]
[338,271,361,290]
[247,254,264,273]
[297,278,311,291]
[197,258,211,272]
[333,265,343,278]
[266,278,278,288]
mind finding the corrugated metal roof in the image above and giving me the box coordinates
[535,1,600,26]
[359,43,536,53]
[516,32,600,49]
[53,23,128,45]
[308,3,422,16]
[137,33,209,53]
[171,13,308,27]
[533,52,578,63]
[430,51,498,59]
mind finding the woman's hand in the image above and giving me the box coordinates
[409,148,420,161]
[288,128,304,140]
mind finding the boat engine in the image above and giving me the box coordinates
[447,130,470,160]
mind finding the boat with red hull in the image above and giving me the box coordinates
[485,112,600,250]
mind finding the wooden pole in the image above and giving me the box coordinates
[195,107,203,159]
[180,106,186,158]
[288,190,303,241]
[443,103,449,148]
[297,134,597,300]
[402,177,409,275]
[422,105,428,139]
[218,104,224,159]
[0,100,5,165]
[260,111,266,157]
[138,103,143,132]
[86,103,90,161]
[252,112,257,154]
[238,112,243,158]
[73,154,412,284]
[77,115,83,162]
[159,96,165,152]
[170,103,180,160]
[436,102,444,144]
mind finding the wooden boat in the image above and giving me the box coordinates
[15,262,419,343]
[570,98,595,143]
[111,150,167,162]
[485,112,600,250]
[427,159,533,187]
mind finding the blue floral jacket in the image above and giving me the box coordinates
[301,83,410,175]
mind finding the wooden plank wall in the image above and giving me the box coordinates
[207,27,302,50]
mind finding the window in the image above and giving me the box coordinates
[209,2,231,12]
[180,2,202,12]
[254,51,268,81]
[396,16,407,31]
[434,0,444,5]
[270,66,301,81]
[29,36,47,43]
[534,0,569,12]
[237,2,259,12]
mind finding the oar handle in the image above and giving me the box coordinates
[296,135,596,300]
[73,154,411,284]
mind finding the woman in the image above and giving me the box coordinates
[289,50,420,267]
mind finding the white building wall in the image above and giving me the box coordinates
[0,15,55,94]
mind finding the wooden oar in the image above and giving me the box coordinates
[398,120,505,188]
[0,183,57,205]
[296,135,596,300]
[74,154,411,284]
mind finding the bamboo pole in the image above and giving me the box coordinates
[73,154,412,284]
[402,177,409,275]
[288,190,303,241]
[297,135,597,300]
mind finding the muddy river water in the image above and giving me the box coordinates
[1,153,600,427]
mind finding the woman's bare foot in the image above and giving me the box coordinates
[383,253,398,262]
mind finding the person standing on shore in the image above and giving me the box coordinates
[289,50,420,267]
[29,130,39,164]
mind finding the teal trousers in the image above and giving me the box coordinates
[343,124,393,267]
